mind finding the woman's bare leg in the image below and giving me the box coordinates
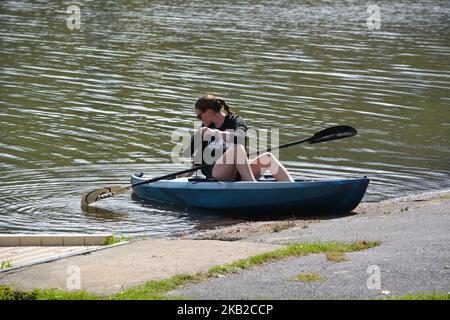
[250,152,294,182]
[212,145,256,181]
[233,144,256,181]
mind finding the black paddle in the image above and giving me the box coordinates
[80,125,357,209]
[253,125,357,155]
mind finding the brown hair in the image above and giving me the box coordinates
[194,94,233,115]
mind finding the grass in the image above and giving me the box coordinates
[103,234,133,246]
[207,241,379,276]
[113,274,199,300]
[0,275,196,301]
[0,285,99,300]
[1,261,13,270]
[380,292,449,300]
[289,272,325,282]
[437,194,450,201]
[326,252,351,263]
[0,240,379,300]
[0,286,39,300]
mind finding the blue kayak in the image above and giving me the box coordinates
[130,174,369,214]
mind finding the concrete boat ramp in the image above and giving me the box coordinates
[0,234,280,295]
[0,233,125,272]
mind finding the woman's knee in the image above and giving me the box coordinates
[258,152,274,166]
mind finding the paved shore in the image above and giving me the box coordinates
[1,189,449,298]
[172,190,450,299]
[0,240,280,296]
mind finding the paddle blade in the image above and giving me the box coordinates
[308,125,358,144]
[81,185,131,209]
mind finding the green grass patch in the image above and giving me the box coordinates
[208,241,379,276]
[0,285,98,300]
[1,261,13,270]
[289,272,325,282]
[381,292,449,300]
[436,194,450,201]
[326,252,350,263]
[35,289,99,300]
[103,234,133,245]
[0,240,380,300]
[112,273,200,300]
[0,285,39,300]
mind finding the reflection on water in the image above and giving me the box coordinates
[82,206,127,223]
[0,0,449,237]
[130,193,247,232]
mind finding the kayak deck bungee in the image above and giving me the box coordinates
[130,174,370,214]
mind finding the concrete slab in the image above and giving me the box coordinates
[0,239,281,296]
[0,246,103,272]
[0,234,112,247]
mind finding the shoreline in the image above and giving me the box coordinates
[175,188,450,242]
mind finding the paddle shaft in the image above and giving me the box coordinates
[131,164,211,188]
[251,137,311,156]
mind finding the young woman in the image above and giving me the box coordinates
[183,94,294,182]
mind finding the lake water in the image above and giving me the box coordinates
[1,0,449,237]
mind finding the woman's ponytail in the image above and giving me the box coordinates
[217,98,233,115]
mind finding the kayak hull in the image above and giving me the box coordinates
[130,175,370,215]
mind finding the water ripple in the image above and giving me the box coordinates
[0,0,449,236]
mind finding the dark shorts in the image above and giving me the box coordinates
[201,164,242,182]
